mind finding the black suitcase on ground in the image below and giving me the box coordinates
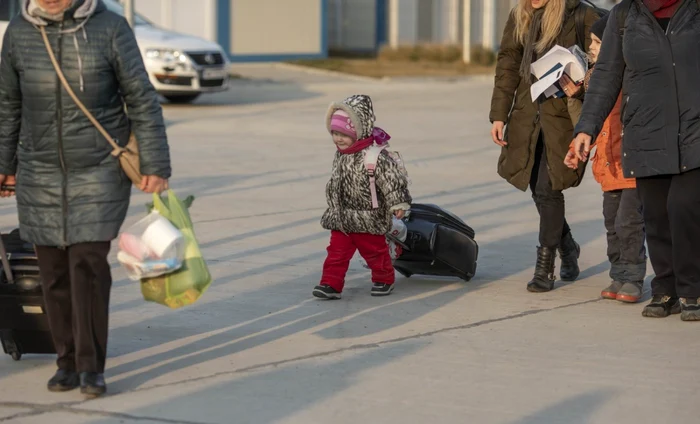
[392,204,478,281]
[0,229,54,361]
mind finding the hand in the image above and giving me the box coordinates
[394,210,405,219]
[559,74,582,98]
[564,147,579,169]
[491,121,506,147]
[0,174,16,198]
[139,175,169,194]
[572,133,593,162]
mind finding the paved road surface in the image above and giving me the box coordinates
[0,65,696,424]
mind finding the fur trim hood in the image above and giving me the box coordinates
[326,94,376,140]
[22,0,99,26]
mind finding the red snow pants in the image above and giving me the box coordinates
[320,230,395,292]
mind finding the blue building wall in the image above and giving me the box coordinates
[375,0,387,48]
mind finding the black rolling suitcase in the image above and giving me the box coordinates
[392,204,478,281]
[0,229,54,361]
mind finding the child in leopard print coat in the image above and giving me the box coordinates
[313,94,412,300]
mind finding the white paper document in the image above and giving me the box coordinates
[531,45,587,81]
[529,45,588,102]
[530,64,565,102]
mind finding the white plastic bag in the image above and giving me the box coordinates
[388,217,407,242]
[117,212,185,280]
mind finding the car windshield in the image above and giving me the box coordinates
[102,0,152,26]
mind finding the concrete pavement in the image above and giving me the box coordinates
[0,65,697,424]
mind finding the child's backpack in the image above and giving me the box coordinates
[363,142,410,209]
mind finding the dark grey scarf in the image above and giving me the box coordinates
[519,9,545,80]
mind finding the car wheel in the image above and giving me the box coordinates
[164,94,201,104]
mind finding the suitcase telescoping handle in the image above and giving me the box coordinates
[0,232,12,284]
[0,184,16,283]
[387,233,411,251]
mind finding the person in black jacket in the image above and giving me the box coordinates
[0,0,171,396]
[571,0,700,321]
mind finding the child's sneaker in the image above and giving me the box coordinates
[313,285,341,300]
[371,283,394,297]
[601,281,623,300]
[616,282,643,303]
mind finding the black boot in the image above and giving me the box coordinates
[680,298,700,321]
[527,247,557,293]
[80,372,107,398]
[558,232,580,282]
[47,369,79,392]
[642,295,681,318]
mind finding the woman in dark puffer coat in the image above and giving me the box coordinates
[0,0,170,396]
[572,0,700,321]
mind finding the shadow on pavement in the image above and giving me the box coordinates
[0,176,608,387]
[97,209,600,392]
[507,389,618,424]
[98,342,425,424]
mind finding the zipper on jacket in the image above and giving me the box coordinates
[535,104,551,171]
[56,23,69,248]
[621,96,629,137]
[526,105,543,182]
[657,2,682,169]
[636,0,684,171]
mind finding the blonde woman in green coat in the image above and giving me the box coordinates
[489,0,599,293]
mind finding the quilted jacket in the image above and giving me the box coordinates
[0,0,171,246]
[490,0,600,191]
[575,0,700,178]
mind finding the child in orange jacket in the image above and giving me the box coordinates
[565,14,647,303]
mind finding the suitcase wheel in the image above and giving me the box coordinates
[395,267,413,278]
[10,351,21,361]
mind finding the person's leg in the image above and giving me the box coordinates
[636,175,679,317]
[353,233,395,296]
[614,188,647,303]
[35,245,80,392]
[601,190,624,299]
[533,147,569,248]
[667,168,700,320]
[527,136,562,292]
[67,242,112,397]
[315,231,356,299]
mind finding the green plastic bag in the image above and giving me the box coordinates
[140,190,212,309]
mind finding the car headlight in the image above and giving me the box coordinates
[145,49,190,65]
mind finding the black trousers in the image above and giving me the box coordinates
[636,168,700,298]
[530,136,571,249]
[602,189,646,283]
[36,242,112,373]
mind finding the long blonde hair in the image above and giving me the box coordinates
[514,0,566,53]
